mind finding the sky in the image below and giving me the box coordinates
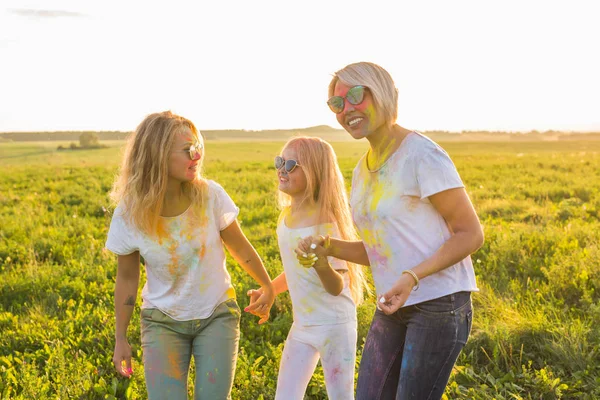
[1,0,599,133]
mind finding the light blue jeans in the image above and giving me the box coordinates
[140,299,241,400]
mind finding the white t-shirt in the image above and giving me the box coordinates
[277,219,356,326]
[350,132,479,306]
[105,180,239,321]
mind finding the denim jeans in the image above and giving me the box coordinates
[140,298,241,400]
[356,291,472,400]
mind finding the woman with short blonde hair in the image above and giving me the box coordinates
[319,62,484,399]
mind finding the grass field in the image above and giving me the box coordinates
[1,138,599,399]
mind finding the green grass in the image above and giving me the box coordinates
[1,139,600,399]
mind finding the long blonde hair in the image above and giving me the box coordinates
[110,111,208,237]
[278,136,369,305]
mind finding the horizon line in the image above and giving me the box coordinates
[2,125,600,135]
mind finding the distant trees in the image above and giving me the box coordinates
[57,132,107,150]
[79,132,99,148]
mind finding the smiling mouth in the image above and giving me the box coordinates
[348,117,364,127]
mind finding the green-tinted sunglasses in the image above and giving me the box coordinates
[327,85,366,114]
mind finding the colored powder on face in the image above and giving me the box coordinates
[364,103,378,132]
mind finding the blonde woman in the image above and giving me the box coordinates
[247,137,368,400]
[105,111,274,399]
[308,62,485,399]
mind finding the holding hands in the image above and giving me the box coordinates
[244,286,275,325]
[294,235,330,269]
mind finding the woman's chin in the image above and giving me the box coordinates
[345,128,369,140]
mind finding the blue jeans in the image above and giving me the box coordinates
[356,291,473,400]
[140,299,241,400]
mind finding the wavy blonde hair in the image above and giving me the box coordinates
[278,136,369,305]
[110,111,208,237]
[328,61,399,128]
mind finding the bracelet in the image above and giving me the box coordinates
[402,270,419,291]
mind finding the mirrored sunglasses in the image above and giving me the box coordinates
[275,155,301,173]
[327,85,366,114]
[187,141,204,160]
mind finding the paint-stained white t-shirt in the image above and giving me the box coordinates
[277,219,356,326]
[105,180,239,321]
[350,132,479,306]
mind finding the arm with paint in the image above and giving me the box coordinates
[296,235,370,267]
[220,219,275,324]
[113,251,140,378]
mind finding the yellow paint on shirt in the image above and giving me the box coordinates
[226,286,236,299]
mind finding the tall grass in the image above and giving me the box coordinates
[1,140,599,399]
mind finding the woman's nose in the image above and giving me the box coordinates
[343,99,355,114]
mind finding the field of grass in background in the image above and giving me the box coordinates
[1,138,599,399]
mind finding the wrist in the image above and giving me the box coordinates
[312,256,330,271]
[115,334,128,342]
[261,283,274,294]
[401,269,419,291]
[324,237,335,257]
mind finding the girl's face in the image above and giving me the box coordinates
[277,147,307,198]
[168,128,203,183]
[333,81,384,140]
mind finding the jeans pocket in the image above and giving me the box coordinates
[219,299,241,320]
[465,309,473,341]
[457,308,473,345]
[140,308,154,321]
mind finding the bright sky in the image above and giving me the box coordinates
[1,0,599,133]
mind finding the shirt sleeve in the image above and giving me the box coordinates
[211,182,240,231]
[416,146,465,199]
[105,206,139,255]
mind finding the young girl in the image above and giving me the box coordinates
[247,136,368,400]
[106,111,274,399]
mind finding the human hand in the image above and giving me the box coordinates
[294,235,330,268]
[113,338,133,378]
[245,286,274,324]
[378,273,417,315]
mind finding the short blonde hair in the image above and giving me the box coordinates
[328,62,399,126]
